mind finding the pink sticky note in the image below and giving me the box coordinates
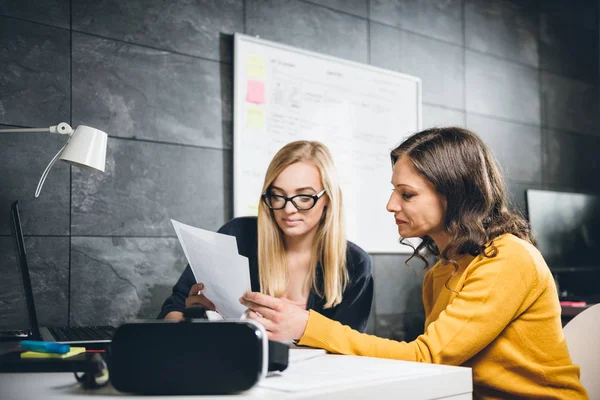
[247,80,265,104]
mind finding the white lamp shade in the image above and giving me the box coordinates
[59,125,107,172]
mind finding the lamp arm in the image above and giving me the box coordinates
[0,122,74,136]
[35,141,69,198]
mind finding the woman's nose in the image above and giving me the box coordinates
[285,199,297,213]
[386,193,401,213]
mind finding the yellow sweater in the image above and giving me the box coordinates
[299,234,588,399]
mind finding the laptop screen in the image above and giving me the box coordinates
[9,201,43,340]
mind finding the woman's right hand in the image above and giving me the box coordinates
[185,283,216,311]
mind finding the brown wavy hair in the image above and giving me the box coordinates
[391,127,534,271]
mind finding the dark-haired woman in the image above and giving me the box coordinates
[240,127,587,399]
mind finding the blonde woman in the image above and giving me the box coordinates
[159,141,373,339]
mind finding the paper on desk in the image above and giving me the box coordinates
[171,219,251,319]
[260,355,437,392]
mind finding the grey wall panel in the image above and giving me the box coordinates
[372,253,426,315]
[507,180,544,216]
[72,0,243,63]
[398,32,464,110]
[370,0,463,45]
[543,129,600,193]
[376,312,425,342]
[370,23,464,109]
[467,114,542,184]
[539,0,598,32]
[0,0,70,29]
[72,33,232,149]
[0,236,29,330]
[422,105,466,129]
[0,17,70,127]
[541,71,600,135]
[466,51,540,125]
[0,132,70,236]
[307,0,368,18]
[246,0,368,64]
[466,0,539,67]
[23,236,70,327]
[540,15,599,84]
[71,138,231,236]
[69,237,186,326]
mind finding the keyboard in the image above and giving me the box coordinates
[47,326,115,342]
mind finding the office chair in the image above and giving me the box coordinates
[563,303,600,398]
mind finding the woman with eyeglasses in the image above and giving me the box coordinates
[240,128,587,398]
[158,140,373,339]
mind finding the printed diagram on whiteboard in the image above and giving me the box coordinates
[233,34,422,253]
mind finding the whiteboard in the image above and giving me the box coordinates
[233,33,421,253]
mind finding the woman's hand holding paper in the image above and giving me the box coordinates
[240,292,309,341]
[186,283,217,311]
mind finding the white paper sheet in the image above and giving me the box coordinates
[260,355,438,392]
[171,219,251,319]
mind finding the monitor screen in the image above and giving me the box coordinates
[526,189,600,271]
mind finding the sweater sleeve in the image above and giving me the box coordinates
[299,247,542,365]
[156,264,195,319]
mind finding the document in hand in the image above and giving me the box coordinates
[171,220,251,319]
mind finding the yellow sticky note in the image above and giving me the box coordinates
[246,202,259,216]
[246,108,265,131]
[21,346,86,359]
[247,55,265,79]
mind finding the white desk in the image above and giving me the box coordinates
[0,354,472,400]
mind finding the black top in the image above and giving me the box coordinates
[158,217,374,332]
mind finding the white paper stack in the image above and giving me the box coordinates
[171,219,251,319]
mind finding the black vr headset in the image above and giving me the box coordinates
[109,319,288,395]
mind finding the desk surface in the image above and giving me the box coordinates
[0,343,472,400]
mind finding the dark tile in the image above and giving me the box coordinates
[467,114,542,184]
[369,23,403,71]
[307,0,367,17]
[246,0,368,64]
[370,0,463,45]
[507,181,544,217]
[422,104,465,129]
[540,15,599,84]
[0,236,29,330]
[465,0,538,67]
[539,0,598,32]
[541,72,600,135]
[372,254,425,315]
[365,291,377,334]
[70,237,187,326]
[543,129,600,194]
[0,17,70,127]
[466,51,540,125]
[71,138,232,236]
[375,312,425,341]
[72,0,243,62]
[400,32,464,110]
[375,313,406,341]
[0,0,70,29]
[0,235,69,328]
[72,33,232,149]
[25,236,69,327]
[370,24,464,109]
[0,130,70,236]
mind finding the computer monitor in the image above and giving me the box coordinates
[525,189,600,272]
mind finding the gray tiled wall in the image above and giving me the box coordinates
[1,0,599,342]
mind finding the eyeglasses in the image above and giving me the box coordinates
[262,189,327,211]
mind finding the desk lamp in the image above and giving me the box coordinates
[0,122,107,197]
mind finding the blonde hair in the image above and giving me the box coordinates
[257,141,348,308]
